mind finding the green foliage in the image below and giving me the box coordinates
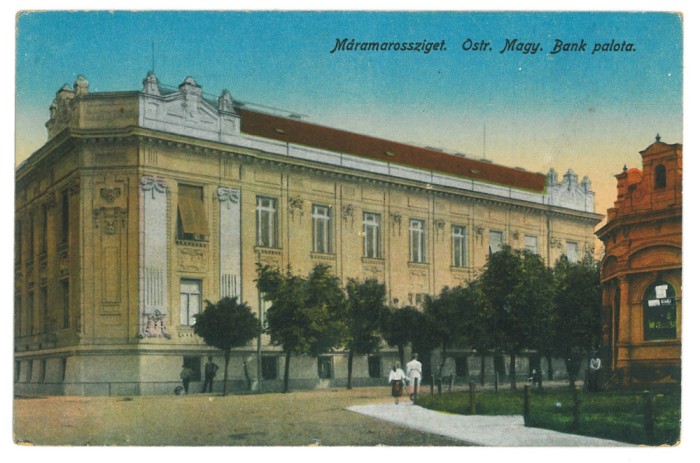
[256,263,346,356]
[551,253,602,385]
[345,278,387,355]
[381,305,420,352]
[193,296,260,396]
[479,246,554,356]
[418,389,681,446]
[424,283,483,377]
[255,263,347,391]
[193,296,260,352]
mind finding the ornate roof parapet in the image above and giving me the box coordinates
[546,167,596,213]
[46,75,89,138]
[74,75,89,95]
[142,71,160,95]
[218,89,235,113]
[139,73,241,143]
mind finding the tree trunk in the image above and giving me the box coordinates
[438,345,447,380]
[565,356,577,391]
[283,350,292,393]
[398,344,405,368]
[346,350,354,390]
[547,355,554,380]
[480,353,486,386]
[509,352,517,391]
[223,349,231,397]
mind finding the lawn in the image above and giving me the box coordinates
[416,387,681,446]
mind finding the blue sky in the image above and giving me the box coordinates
[14,10,683,214]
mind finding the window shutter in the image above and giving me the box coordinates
[178,185,209,236]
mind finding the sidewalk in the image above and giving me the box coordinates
[347,402,633,447]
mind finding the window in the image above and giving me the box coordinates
[363,212,381,258]
[61,358,67,382]
[179,279,202,326]
[27,291,34,335]
[40,286,48,334]
[409,293,429,307]
[451,225,467,267]
[60,190,69,245]
[644,281,677,340]
[41,207,48,254]
[28,212,35,257]
[524,235,538,254]
[39,360,46,383]
[368,356,381,378]
[566,241,579,263]
[409,219,426,262]
[312,205,332,253]
[262,357,278,380]
[256,196,278,248]
[177,184,208,241]
[258,291,272,327]
[61,280,70,329]
[317,356,333,379]
[489,230,503,253]
[15,220,21,263]
[183,356,202,382]
[455,356,468,377]
[654,164,667,189]
[14,295,21,338]
[15,361,20,383]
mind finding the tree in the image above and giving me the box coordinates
[193,297,260,396]
[255,263,346,393]
[551,253,602,390]
[453,280,491,385]
[344,278,387,389]
[380,305,421,367]
[479,246,554,390]
[424,285,474,379]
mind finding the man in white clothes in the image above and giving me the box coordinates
[406,353,422,401]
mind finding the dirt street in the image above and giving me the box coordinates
[13,387,469,446]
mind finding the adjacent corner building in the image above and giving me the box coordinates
[15,73,602,395]
[596,136,682,389]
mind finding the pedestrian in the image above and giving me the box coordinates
[180,364,194,394]
[388,362,407,404]
[202,355,219,393]
[406,353,422,401]
[588,355,601,392]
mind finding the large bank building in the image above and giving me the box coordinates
[14,74,602,395]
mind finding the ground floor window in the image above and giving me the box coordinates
[262,356,278,380]
[644,281,677,340]
[368,355,381,378]
[179,279,202,326]
[455,356,468,377]
[183,356,202,382]
[318,356,333,379]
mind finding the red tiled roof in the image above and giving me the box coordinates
[239,109,546,192]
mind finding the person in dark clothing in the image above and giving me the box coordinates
[180,365,194,394]
[202,355,219,393]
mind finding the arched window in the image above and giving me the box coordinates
[643,281,677,340]
[654,164,667,189]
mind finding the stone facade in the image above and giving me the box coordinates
[15,74,602,395]
[596,137,682,389]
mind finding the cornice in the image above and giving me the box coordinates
[19,125,604,222]
[596,206,682,238]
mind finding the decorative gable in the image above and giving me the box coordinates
[139,73,241,143]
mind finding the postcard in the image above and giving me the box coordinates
[11,8,685,452]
